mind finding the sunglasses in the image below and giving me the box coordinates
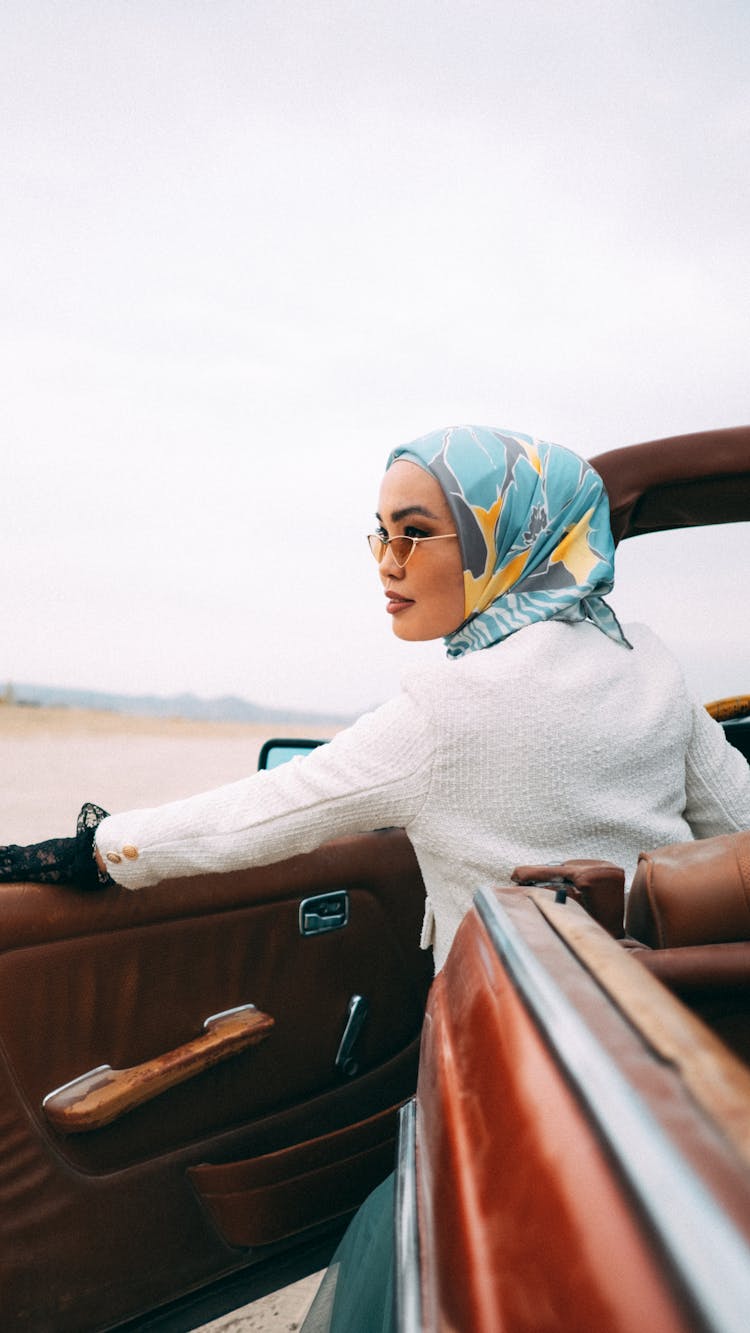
[367,532,458,568]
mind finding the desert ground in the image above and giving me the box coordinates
[0,703,340,843]
[192,1271,324,1331]
[0,702,337,1330]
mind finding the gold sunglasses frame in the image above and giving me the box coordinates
[367,533,458,568]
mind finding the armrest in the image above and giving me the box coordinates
[512,858,625,938]
[634,943,750,996]
[43,1004,274,1133]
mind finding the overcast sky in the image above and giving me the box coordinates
[2,1,748,715]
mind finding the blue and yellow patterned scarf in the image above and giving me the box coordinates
[387,425,630,657]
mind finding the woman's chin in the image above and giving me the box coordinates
[390,616,442,643]
[386,599,465,642]
[390,615,422,642]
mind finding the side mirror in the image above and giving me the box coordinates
[722,719,750,764]
[257,738,327,771]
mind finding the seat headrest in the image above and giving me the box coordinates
[625,832,750,949]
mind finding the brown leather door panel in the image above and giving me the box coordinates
[189,1099,403,1246]
[0,830,430,1331]
[2,886,422,1171]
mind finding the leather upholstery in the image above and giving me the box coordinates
[630,941,750,994]
[190,1099,403,1246]
[634,945,750,1063]
[512,858,625,937]
[625,831,750,949]
[623,833,750,1063]
[0,830,429,1331]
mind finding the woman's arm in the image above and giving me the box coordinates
[684,700,750,837]
[95,691,435,890]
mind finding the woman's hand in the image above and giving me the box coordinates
[0,804,111,888]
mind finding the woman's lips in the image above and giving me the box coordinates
[385,590,414,615]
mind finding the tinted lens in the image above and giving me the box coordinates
[367,534,417,565]
[389,536,416,566]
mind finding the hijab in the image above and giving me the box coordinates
[387,425,630,658]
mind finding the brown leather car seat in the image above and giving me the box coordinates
[624,832,750,1064]
[512,835,750,1065]
[625,831,750,948]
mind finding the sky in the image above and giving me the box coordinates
[2,0,749,715]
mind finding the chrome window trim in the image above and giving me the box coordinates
[394,1098,423,1333]
[475,886,750,1333]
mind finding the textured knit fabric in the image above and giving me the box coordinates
[388,425,628,655]
[96,621,750,972]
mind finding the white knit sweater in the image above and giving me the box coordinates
[96,621,750,972]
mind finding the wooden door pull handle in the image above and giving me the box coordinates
[42,1004,274,1134]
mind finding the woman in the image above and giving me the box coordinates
[4,425,749,1332]
[3,426,750,959]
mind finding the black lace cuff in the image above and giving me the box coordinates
[0,803,112,889]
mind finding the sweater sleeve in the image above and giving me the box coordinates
[95,689,435,889]
[683,699,750,837]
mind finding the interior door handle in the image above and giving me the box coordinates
[299,890,349,936]
[335,994,369,1077]
[42,1003,274,1134]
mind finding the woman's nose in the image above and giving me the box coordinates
[379,544,404,579]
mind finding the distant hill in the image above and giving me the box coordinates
[10,682,351,727]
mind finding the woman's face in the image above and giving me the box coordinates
[375,461,465,641]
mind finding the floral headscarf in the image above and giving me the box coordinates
[387,425,630,657]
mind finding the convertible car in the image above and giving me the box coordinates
[0,427,748,1331]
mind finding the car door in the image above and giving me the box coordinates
[401,883,750,1333]
[0,826,430,1331]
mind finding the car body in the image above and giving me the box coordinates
[0,427,748,1331]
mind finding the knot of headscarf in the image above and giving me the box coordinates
[387,425,630,657]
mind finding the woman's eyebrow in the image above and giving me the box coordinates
[375,504,441,523]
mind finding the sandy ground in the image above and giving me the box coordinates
[192,1272,323,1331]
[0,702,335,1330]
[0,703,338,843]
